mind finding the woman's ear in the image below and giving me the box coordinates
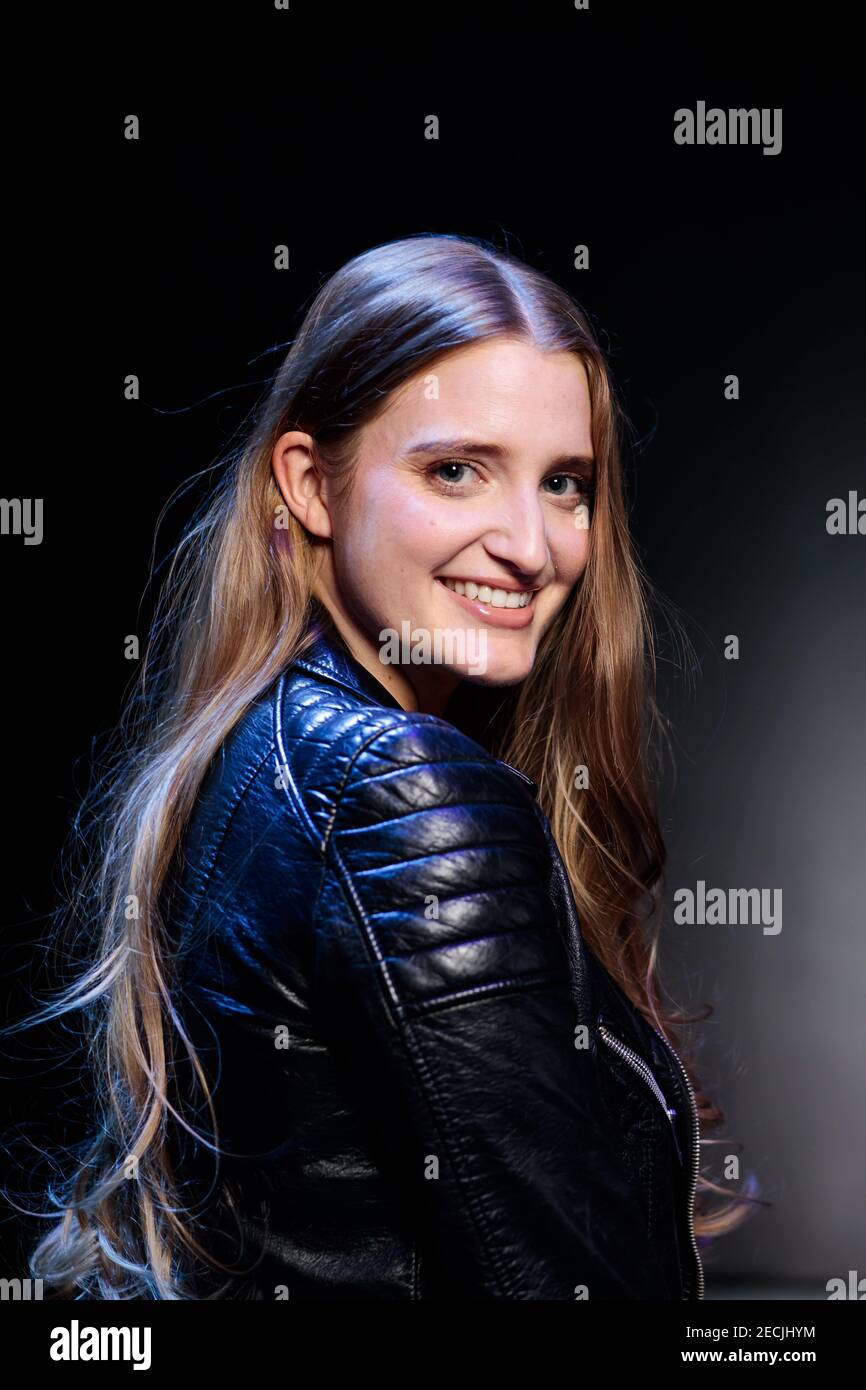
[271,431,333,539]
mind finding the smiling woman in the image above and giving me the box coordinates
[270,337,596,711]
[8,232,758,1299]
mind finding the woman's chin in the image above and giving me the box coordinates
[452,653,535,688]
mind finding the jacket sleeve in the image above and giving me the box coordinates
[311,717,664,1299]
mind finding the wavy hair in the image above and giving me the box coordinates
[3,233,759,1298]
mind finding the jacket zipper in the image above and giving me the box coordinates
[649,1023,705,1300]
[599,1021,704,1300]
[597,1023,682,1154]
[500,759,703,1300]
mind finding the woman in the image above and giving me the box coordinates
[12,234,756,1298]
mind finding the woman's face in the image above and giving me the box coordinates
[278,336,595,713]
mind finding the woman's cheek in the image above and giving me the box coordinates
[552,512,591,584]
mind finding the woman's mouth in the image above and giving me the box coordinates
[434,576,537,628]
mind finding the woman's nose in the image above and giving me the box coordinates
[482,495,551,579]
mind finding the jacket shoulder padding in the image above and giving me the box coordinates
[311,713,567,1014]
[274,665,442,851]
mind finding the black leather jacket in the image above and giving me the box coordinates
[169,618,704,1300]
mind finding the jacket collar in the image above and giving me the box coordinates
[292,604,539,796]
[292,607,406,712]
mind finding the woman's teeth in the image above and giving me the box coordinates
[439,577,532,608]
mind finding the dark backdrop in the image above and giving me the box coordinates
[2,2,863,1296]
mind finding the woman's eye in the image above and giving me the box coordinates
[432,460,476,486]
[426,461,596,502]
[543,473,591,498]
[425,459,480,494]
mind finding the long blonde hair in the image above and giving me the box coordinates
[4,233,758,1297]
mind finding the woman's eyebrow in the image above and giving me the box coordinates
[402,437,595,469]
